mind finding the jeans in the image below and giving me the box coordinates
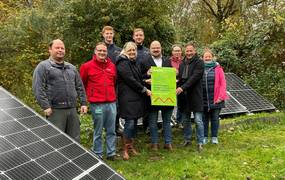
[148,109,172,144]
[182,111,204,144]
[90,102,116,158]
[203,109,221,138]
[123,119,138,139]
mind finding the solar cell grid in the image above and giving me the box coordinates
[0,86,125,180]
[225,73,251,90]
[230,90,275,112]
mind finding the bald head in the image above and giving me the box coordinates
[150,40,162,58]
[49,39,65,63]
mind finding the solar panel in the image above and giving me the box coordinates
[221,73,276,115]
[220,92,248,115]
[0,86,125,180]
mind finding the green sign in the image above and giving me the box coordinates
[151,66,176,106]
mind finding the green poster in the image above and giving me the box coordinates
[151,66,176,106]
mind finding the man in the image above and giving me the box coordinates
[102,26,121,64]
[133,28,150,131]
[133,28,150,66]
[141,40,173,151]
[102,26,121,136]
[176,42,204,152]
[80,42,117,160]
[32,39,87,142]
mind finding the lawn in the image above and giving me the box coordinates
[80,112,285,180]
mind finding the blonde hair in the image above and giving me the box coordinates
[120,42,137,59]
[203,48,217,60]
[101,26,114,34]
[133,28,144,35]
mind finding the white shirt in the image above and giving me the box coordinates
[152,56,163,67]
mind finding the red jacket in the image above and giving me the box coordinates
[80,55,116,103]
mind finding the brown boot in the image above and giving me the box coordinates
[122,136,130,160]
[150,143,159,151]
[129,139,139,155]
[123,143,130,160]
[163,144,173,151]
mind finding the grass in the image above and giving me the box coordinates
[80,112,285,180]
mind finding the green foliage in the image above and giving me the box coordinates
[0,0,176,106]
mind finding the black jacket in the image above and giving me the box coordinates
[116,55,146,119]
[136,44,150,66]
[140,55,173,111]
[177,54,204,112]
[106,43,121,64]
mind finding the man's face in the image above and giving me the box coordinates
[172,46,182,58]
[133,30,144,45]
[103,30,114,44]
[49,40,65,62]
[185,45,196,59]
[95,44,108,61]
[150,41,162,58]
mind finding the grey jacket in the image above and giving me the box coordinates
[32,58,87,110]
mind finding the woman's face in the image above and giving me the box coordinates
[172,46,182,58]
[127,47,137,60]
[203,52,213,62]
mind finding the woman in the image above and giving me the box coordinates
[116,42,151,160]
[202,49,228,144]
[169,44,183,128]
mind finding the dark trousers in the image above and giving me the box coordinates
[48,108,80,142]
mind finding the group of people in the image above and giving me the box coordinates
[32,26,228,161]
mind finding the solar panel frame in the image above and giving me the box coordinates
[0,86,125,180]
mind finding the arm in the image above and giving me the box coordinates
[217,67,228,102]
[79,64,88,90]
[117,61,146,94]
[74,68,87,106]
[32,63,51,110]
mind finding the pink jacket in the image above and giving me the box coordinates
[214,65,229,104]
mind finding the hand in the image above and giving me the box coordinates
[146,89,152,96]
[44,108,52,117]
[147,68,152,76]
[145,79,151,85]
[216,99,222,103]
[176,87,183,95]
[80,105,88,114]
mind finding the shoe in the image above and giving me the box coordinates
[163,144,173,151]
[197,144,203,152]
[129,139,139,155]
[211,137,218,144]
[106,155,116,161]
[203,137,208,145]
[179,141,191,147]
[150,143,159,151]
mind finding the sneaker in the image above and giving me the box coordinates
[211,137,218,144]
[197,144,203,152]
[179,140,191,147]
[203,137,208,145]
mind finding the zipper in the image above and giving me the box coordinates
[205,67,214,112]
